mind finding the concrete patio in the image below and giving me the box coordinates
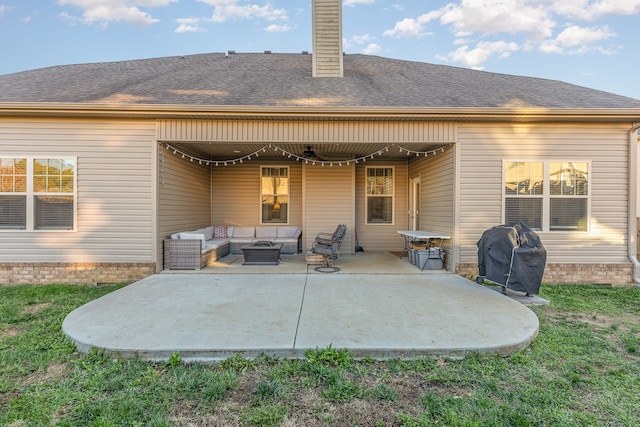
[62,252,542,361]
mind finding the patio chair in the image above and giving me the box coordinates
[311,224,347,272]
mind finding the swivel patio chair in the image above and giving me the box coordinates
[311,224,347,272]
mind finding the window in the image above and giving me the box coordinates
[366,167,394,224]
[504,161,589,232]
[261,166,288,224]
[0,158,27,229]
[0,157,76,231]
[549,162,589,231]
[504,162,543,229]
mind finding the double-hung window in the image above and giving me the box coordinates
[504,161,589,232]
[261,166,289,224]
[366,167,394,224]
[0,157,76,231]
[0,158,27,229]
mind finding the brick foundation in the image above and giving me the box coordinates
[456,263,635,286]
[0,263,156,286]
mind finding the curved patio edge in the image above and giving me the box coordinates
[62,272,540,362]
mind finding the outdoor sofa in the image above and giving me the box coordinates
[164,225,302,270]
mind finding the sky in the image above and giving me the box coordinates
[1,0,639,100]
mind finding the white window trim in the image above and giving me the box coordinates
[260,165,290,225]
[502,160,591,233]
[365,165,395,225]
[0,156,77,232]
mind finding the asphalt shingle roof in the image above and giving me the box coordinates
[1,52,639,109]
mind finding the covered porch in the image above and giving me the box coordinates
[157,119,458,274]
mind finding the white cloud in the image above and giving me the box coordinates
[382,12,439,39]
[539,25,616,53]
[550,0,640,20]
[57,0,176,26]
[383,18,423,38]
[265,24,291,32]
[445,40,519,69]
[556,25,615,46]
[361,43,381,54]
[395,0,637,70]
[353,34,374,44]
[198,0,288,23]
[0,5,11,16]
[343,0,375,6]
[345,33,377,51]
[438,0,555,40]
[175,17,204,33]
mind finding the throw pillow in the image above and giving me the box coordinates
[294,226,302,238]
[214,226,227,238]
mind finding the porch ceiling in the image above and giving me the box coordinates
[168,142,446,161]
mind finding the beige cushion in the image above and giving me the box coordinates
[231,227,255,238]
[204,226,215,240]
[203,239,229,251]
[256,226,277,238]
[277,226,298,238]
[194,228,209,238]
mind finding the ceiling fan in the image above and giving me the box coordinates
[302,145,321,160]
[301,144,355,162]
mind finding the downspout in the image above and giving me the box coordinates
[628,122,640,285]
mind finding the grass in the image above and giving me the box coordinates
[1,284,639,426]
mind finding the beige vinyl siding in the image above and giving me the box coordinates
[408,147,456,268]
[0,118,156,262]
[157,120,456,144]
[211,162,303,227]
[303,164,355,253]
[355,160,408,252]
[158,143,211,255]
[458,123,630,265]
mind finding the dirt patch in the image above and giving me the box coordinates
[20,303,51,316]
[22,362,70,387]
[569,313,619,329]
[168,365,438,426]
[168,364,460,426]
[170,401,242,427]
[1,363,71,413]
[1,326,22,338]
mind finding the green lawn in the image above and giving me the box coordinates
[1,283,639,426]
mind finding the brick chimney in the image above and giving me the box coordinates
[312,0,343,78]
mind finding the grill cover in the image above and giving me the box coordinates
[477,222,546,295]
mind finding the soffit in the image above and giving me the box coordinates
[164,141,447,161]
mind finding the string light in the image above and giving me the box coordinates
[163,143,270,166]
[398,144,452,157]
[162,143,452,166]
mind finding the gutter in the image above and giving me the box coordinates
[628,122,640,285]
[1,102,640,122]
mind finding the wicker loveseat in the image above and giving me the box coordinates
[164,225,302,270]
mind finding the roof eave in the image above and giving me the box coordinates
[0,102,639,123]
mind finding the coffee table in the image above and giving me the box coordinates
[241,241,283,265]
